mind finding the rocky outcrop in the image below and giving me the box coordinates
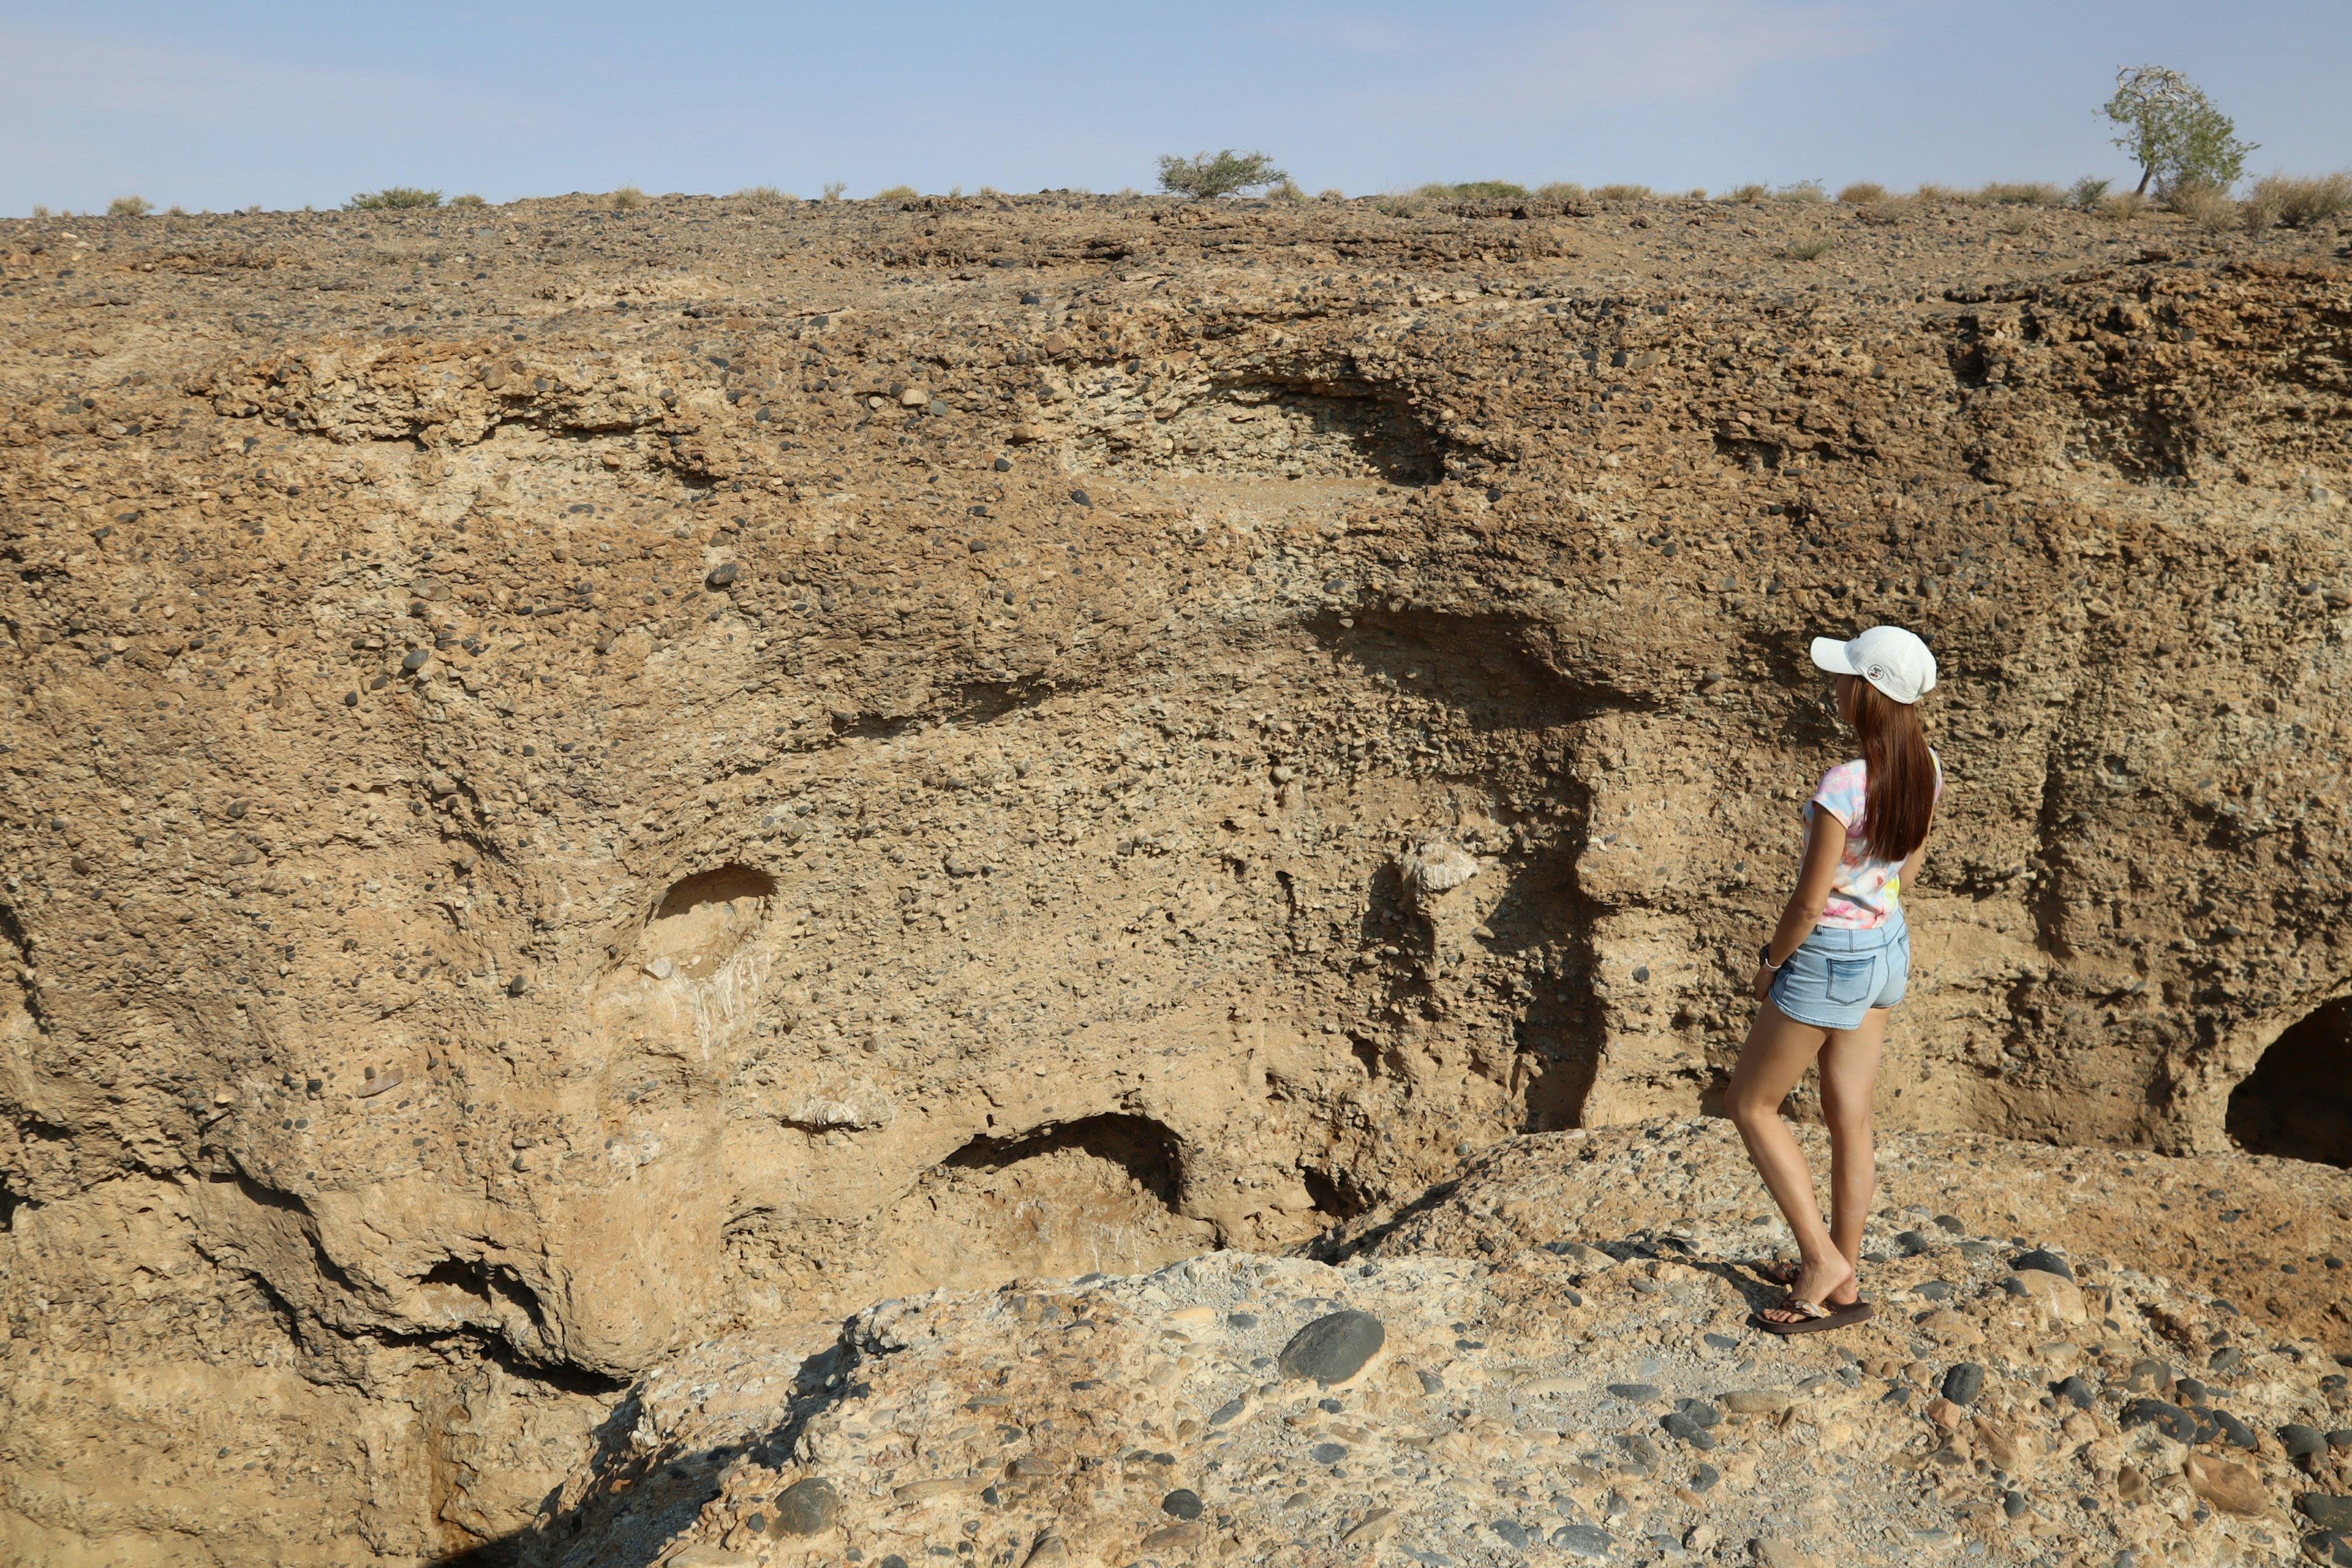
[0,189,2347,1563]
[533,1123,2352,1568]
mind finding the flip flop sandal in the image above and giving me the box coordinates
[1752,1295,1874,1336]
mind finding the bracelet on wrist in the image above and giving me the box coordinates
[1758,940,1782,971]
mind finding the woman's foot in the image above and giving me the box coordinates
[1755,1257,1861,1306]
[1758,1255,1858,1325]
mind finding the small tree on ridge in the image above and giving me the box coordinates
[1156,150,1288,200]
[2102,66,2256,197]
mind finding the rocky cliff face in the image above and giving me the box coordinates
[0,189,2346,1564]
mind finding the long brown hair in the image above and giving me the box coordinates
[1847,677,1936,861]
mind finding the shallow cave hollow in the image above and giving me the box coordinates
[2226,997,2352,1167]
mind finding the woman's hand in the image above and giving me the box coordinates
[1753,964,1777,1001]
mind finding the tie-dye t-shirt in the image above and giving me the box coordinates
[1806,752,1943,930]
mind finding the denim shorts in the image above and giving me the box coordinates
[1770,918,1910,1031]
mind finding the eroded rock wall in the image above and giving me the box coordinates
[0,190,2348,1562]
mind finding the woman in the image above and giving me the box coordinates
[1727,625,1940,1335]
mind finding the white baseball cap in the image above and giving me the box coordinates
[1810,625,1938,704]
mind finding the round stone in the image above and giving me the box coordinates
[1941,1362,1986,1406]
[1553,1523,1613,1560]
[707,563,740,589]
[2012,1248,2074,1280]
[2121,1399,2199,1444]
[2282,1425,2326,1459]
[1308,1442,1349,1465]
[771,1476,842,1535]
[1160,1489,1202,1520]
[1278,1310,1384,1386]
[1606,1382,1660,1402]
[401,649,431,672]
[2052,1375,2096,1409]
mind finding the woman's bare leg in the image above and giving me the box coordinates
[1725,997,1855,1322]
[1815,1008,1889,1299]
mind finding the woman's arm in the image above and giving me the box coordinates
[1755,810,1849,998]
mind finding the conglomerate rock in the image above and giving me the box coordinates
[0,188,2347,1562]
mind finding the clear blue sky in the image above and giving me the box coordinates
[4,1,2347,214]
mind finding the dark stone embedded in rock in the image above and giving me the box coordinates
[2013,1248,2073,1280]
[1941,1363,1986,1406]
[1278,1310,1384,1386]
[1613,1433,1660,1471]
[2122,1399,2200,1444]
[2052,1376,2096,1409]
[1553,1523,1613,1560]
[1932,1214,1966,1234]
[2305,1496,2352,1532]
[401,649,431,672]
[2002,1490,2027,1520]
[1659,1411,1716,1449]
[707,562,740,589]
[2212,1409,2256,1449]
[1308,1442,1349,1465]
[993,456,1012,471]
[506,974,528,997]
[1161,1489,1202,1520]
[1701,1332,1741,1350]
[1674,1398,1721,1427]
[771,1476,842,1535]
[2304,1528,2352,1567]
[2176,1378,2212,1409]
[2124,1359,2173,1392]
[2283,1425,2328,1459]
[1488,1519,1531,1550]
[1606,1382,1660,1402]
[1916,1280,1954,1300]
[1069,489,1090,507]
[1896,1229,1936,1255]
[342,691,359,706]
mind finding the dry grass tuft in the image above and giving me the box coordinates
[1317,188,1346,202]
[1593,183,1651,201]
[1725,183,1770,204]
[611,186,647,211]
[2067,176,2112,209]
[872,185,918,202]
[1533,182,1588,204]
[346,187,442,210]
[822,181,847,202]
[2169,181,2239,233]
[1979,181,2063,206]
[1785,235,1837,260]
[1773,180,1827,203]
[2243,172,2352,228]
[107,195,153,217]
[451,194,486,208]
[2098,190,2149,222]
[1838,182,1888,205]
[733,186,791,204]
[1856,195,1917,226]
[1913,182,1962,204]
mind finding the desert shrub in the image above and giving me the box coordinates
[821,181,847,202]
[347,187,442,210]
[1773,180,1826,203]
[1442,180,1529,200]
[1317,187,1346,201]
[1913,183,1962,203]
[611,186,647,210]
[1980,181,2062,206]
[2244,172,2352,228]
[2066,176,2111,209]
[1998,209,2038,235]
[2169,181,2239,233]
[1156,149,1287,200]
[451,193,486,208]
[1371,192,1424,217]
[1533,181,1588,203]
[2098,190,2149,221]
[1268,178,1308,203]
[1838,182,1888,205]
[1785,235,1837,260]
[870,184,918,202]
[734,186,790,203]
[1593,183,1651,201]
[107,195,152,217]
[1686,187,1708,200]
[239,203,263,216]
[2105,65,2256,196]
[1725,183,1769,204]
[1856,195,1916,225]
